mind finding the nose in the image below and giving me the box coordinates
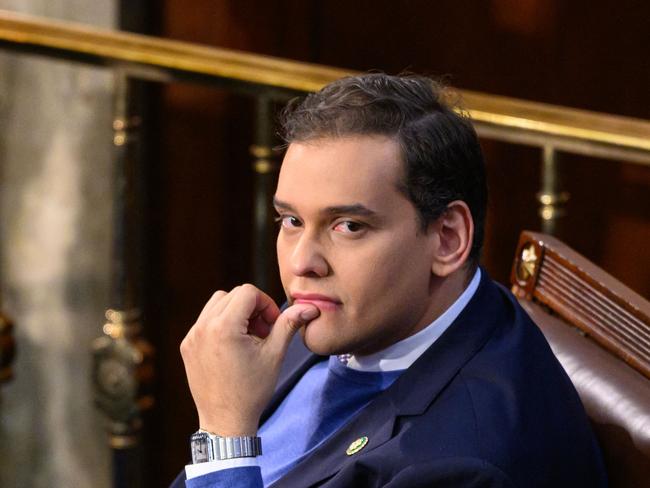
[289,230,329,277]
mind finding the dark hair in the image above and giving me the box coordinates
[279,73,487,265]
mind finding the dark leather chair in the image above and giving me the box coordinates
[510,231,650,487]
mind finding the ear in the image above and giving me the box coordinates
[429,200,474,277]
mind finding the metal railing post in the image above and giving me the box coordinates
[250,95,280,293]
[537,145,570,235]
[92,70,154,488]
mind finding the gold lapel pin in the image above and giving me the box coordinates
[346,436,369,456]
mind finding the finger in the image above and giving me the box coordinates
[195,290,228,323]
[248,319,272,339]
[209,285,242,318]
[266,304,320,355]
[223,284,280,335]
[248,298,282,339]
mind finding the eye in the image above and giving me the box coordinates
[333,220,364,234]
[275,215,302,229]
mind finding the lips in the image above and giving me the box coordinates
[291,293,342,311]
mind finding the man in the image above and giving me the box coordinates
[173,74,607,487]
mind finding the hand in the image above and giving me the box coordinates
[180,284,320,436]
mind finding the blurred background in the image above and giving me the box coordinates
[0,0,648,486]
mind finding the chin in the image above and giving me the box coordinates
[299,325,351,356]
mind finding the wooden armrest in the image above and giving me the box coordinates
[510,230,650,379]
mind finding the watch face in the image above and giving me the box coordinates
[191,433,210,463]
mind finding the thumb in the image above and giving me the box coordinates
[267,304,320,354]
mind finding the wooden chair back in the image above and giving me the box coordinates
[510,230,650,486]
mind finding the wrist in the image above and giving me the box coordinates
[199,424,258,437]
[199,415,258,437]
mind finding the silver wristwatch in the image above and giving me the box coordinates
[190,430,262,463]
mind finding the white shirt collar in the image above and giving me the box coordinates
[344,268,481,372]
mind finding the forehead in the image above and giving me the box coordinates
[275,136,406,209]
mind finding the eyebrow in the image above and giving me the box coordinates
[273,197,379,217]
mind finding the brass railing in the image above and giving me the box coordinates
[2,10,649,233]
[1,10,648,160]
[0,8,648,487]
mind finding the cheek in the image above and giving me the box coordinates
[338,244,409,303]
[276,234,286,264]
[346,240,431,305]
[277,238,291,285]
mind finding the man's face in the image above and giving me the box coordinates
[275,135,440,356]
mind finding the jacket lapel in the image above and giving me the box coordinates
[271,271,504,487]
[272,390,399,487]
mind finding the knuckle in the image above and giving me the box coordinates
[285,315,302,333]
[180,336,190,356]
[212,290,227,300]
[240,283,257,295]
[180,323,204,355]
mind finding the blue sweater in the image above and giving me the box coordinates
[186,356,403,488]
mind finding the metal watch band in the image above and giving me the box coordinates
[191,431,262,463]
[214,436,262,460]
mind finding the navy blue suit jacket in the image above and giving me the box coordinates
[172,271,607,487]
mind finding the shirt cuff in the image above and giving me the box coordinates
[185,457,260,479]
